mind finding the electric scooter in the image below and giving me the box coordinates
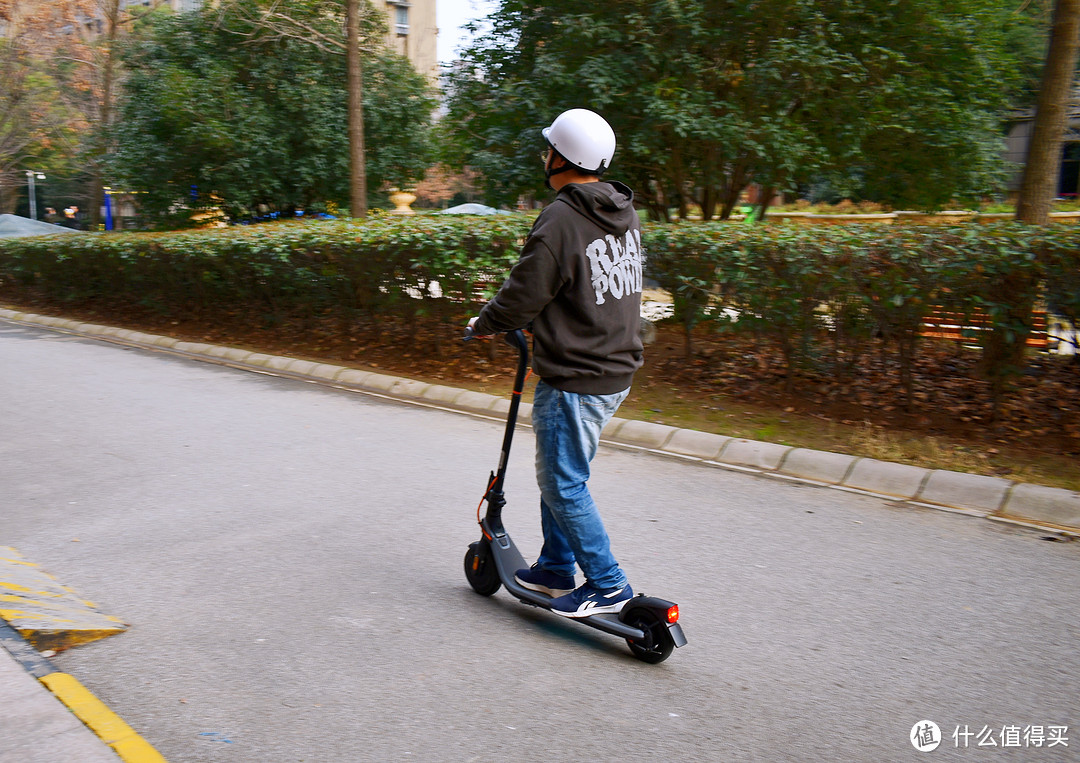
[462,328,686,663]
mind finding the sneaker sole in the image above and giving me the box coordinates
[514,577,575,599]
[550,599,630,618]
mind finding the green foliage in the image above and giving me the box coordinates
[444,0,1039,217]
[997,0,1057,110]
[645,220,1080,412]
[0,218,527,329]
[2,219,1077,413]
[110,1,436,223]
[1042,235,1080,334]
[0,37,86,212]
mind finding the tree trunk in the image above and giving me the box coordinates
[1016,0,1080,225]
[698,146,716,221]
[718,162,749,220]
[699,184,717,222]
[649,182,669,222]
[346,0,368,218]
[0,179,16,215]
[89,0,121,231]
[757,185,777,221]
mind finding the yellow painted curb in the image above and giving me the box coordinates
[39,672,168,762]
[0,546,127,651]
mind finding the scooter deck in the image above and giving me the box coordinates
[483,520,648,641]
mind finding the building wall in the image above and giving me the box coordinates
[379,0,437,82]
[1006,115,1080,197]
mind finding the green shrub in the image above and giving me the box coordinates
[0,218,526,338]
[2,218,1077,412]
[644,221,1080,413]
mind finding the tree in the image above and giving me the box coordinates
[211,0,390,218]
[445,0,1032,219]
[0,32,80,215]
[88,0,120,230]
[1016,0,1080,224]
[18,0,163,228]
[0,0,148,224]
[346,0,367,217]
[110,3,435,223]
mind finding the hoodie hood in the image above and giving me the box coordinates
[556,181,637,234]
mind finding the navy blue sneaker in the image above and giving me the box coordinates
[515,564,575,598]
[549,583,634,618]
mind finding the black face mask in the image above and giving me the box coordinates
[544,147,575,190]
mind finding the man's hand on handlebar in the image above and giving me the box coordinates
[465,316,494,341]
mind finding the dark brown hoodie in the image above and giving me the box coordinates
[473,180,644,395]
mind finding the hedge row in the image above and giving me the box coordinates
[0,218,527,352]
[1,218,1077,411]
[647,222,1080,411]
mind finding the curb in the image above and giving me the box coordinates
[0,621,167,762]
[2,307,1077,537]
[0,546,128,652]
[39,672,167,762]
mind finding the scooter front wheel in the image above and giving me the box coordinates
[464,539,502,596]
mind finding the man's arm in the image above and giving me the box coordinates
[471,234,564,336]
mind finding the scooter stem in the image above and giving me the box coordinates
[484,329,529,535]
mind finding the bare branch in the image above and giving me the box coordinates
[257,11,347,52]
[213,0,384,55]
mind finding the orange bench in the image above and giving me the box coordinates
[920,308,1048,349]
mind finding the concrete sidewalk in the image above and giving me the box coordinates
[0,555,164,763]
[0,623,124,763]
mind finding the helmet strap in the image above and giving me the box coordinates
[544,163,575,190]
[544,148,575,190]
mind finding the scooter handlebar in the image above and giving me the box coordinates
[462,326,529,352]
[503,329,528,351]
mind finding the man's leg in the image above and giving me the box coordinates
[536,496,576,577]
[532,380,629,591]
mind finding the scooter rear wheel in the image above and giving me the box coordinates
[622,607,675,664]
[464,540,502,596]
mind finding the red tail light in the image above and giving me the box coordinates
[666,605,679,624]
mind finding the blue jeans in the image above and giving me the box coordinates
[532,380,630,591]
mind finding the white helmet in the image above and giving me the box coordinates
[542,108,616,175]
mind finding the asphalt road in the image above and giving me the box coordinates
[2,318,1078,762]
